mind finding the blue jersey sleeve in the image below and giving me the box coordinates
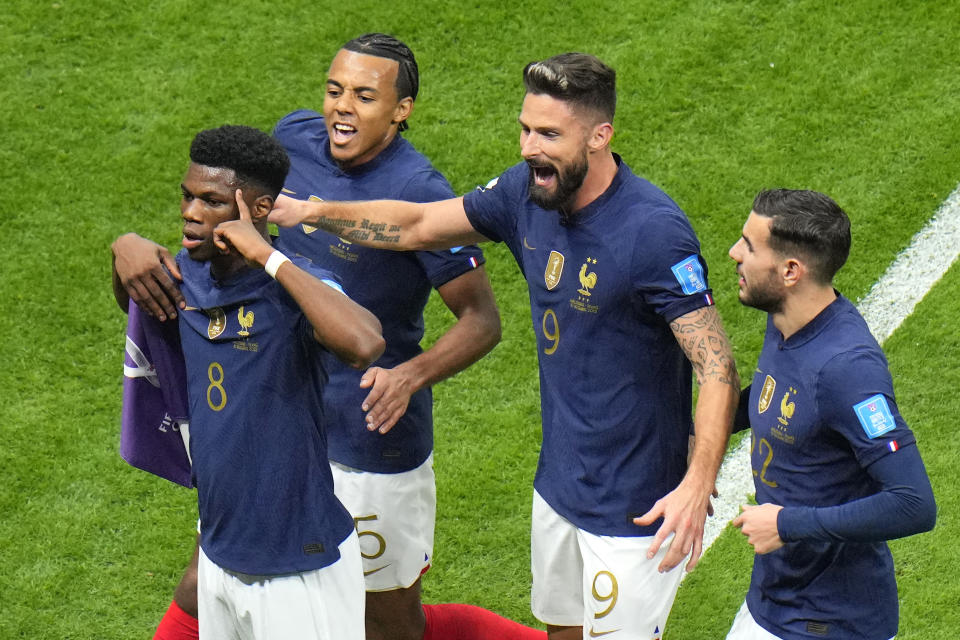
[283,257,348,346]
[818,348,916,467]
[392,159,487,287]
[462,165,526,244]
[416,246,486,289]
[272,109,319,138]
[778,442,936,543]
[629,206,714,322]
[775,347,935,543]
[295,257,344,294]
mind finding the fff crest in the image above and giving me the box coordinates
[302,194,325,234]
[545,251,565,290]
[758,375,776,414]
[206,308,227,339]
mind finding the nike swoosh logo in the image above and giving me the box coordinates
[523,237,536,250]
[588,628,620,637]
[281,187,296,195]
[183,306,198,311]
[363,564,392,577]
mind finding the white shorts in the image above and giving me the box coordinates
[530,491,684,639]
[726,602,782,640]
[197,531,364,640]
[330,454,436,591]
[726,601,895,640]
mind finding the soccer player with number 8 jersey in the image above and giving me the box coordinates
[113,125,385,639]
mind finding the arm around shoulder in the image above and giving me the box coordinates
[111,233,184,319]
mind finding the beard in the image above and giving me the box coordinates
[738,269,786,313]
[527,151,589,225]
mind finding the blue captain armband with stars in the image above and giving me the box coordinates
[853,394,897,438]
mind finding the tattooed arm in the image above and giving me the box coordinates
[634,304,739,572]
[269,194,488,251]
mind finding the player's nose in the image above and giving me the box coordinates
[520,131,541,160]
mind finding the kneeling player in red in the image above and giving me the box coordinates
[113,125,385,639]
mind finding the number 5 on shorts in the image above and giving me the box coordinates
[353,514,386,560]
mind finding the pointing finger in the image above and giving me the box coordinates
[235,189,252,222]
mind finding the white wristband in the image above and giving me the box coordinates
[264,250,291,279]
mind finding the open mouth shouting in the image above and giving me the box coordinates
[529,162,558,191]
[331,122,358,146]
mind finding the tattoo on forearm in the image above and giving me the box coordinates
[316,216,357,231]
[320,216,402,244]
[670,307,739,388]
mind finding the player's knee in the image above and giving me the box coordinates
[365,588,424,640]
[172,564,199,618]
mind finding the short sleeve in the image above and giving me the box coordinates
[284,256,347,342]
[415,245,486,289]
[397,166,456,203]
[272,109,319,140]
[397,159,486,288]
[630,206,714,321]
[818,349,916,468]
[462,164,527,244]
[295,256,345,295]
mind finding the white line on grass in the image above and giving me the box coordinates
[699,183,960,560]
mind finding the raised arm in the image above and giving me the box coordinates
[269,194,489,251]
[216,190,385,369]
[360,266,501,433]
[634,304,739,572]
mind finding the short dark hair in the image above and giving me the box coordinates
[189,125,290,198]
[342,33,418,132]
[523,53,616,123]
[752,189,851,284]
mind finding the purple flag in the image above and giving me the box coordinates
[120,301,192,487]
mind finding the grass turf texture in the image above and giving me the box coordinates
[2,0,958,637]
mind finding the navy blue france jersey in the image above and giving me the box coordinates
[463,157,714,536]
[274,110,485,473]
[746,295,917,640]
[176,251,354,575]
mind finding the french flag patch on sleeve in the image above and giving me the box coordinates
[888,440,899,453]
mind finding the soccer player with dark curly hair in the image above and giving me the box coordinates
[114,124,385,638]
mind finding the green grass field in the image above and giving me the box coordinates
[2,0,958,637]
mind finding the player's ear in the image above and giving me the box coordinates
[251,194,274,222]
[588,121,614,152]
[393,96,413,128]
[782,257,804,288]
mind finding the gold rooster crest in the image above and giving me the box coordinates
[237,306,255,337]
[578,257,598,296]
[778,388,796,425]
